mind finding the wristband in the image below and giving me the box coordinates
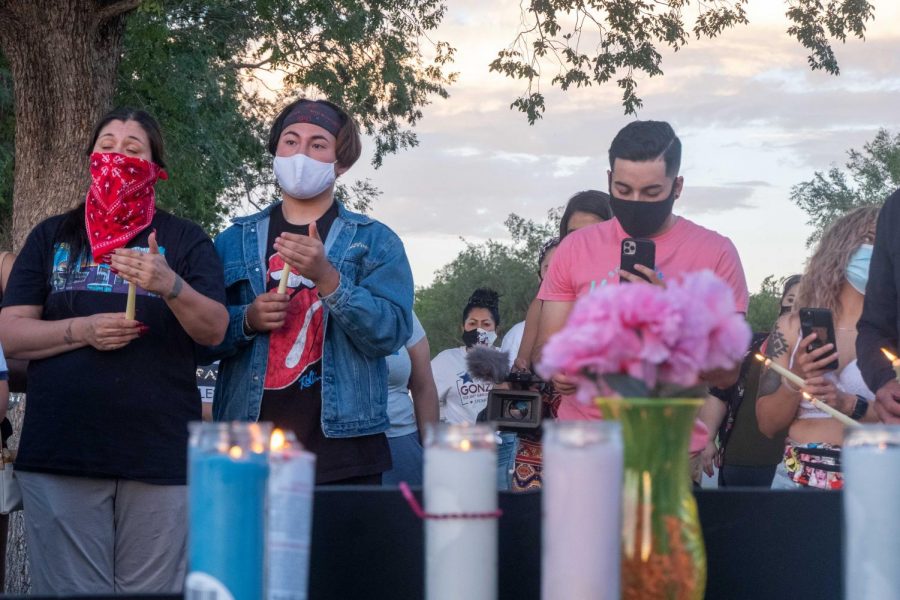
[850,395,869,421]
[167,275,184,300]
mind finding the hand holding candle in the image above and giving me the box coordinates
[754,354,859,427]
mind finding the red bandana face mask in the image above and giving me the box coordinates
[84,152,167,262]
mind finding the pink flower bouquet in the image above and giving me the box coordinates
[537,270,751,400]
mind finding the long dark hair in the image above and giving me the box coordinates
[56,108,166,269]
[559,190,612,238]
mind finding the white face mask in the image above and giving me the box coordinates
[273,154,336,200]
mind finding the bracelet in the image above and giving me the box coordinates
[167,275,184,300]
[850,395,869,420]
[242,309,257,338]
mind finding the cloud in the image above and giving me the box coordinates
[349,3,900,290]
[679,185,757,215]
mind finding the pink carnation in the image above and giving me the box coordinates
[537,270,751,399]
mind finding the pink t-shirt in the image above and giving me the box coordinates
[538,215,749,449]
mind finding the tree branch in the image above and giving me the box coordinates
[94,0,142,25]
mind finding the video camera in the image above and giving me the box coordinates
[466,346,544,432]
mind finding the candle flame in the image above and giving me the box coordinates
[754,353,768,364]
[460,439,471,452]
[271,428,286,452]
[228,445,243,459]
[882,348,898,363]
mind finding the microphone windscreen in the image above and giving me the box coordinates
[465,346,511,384]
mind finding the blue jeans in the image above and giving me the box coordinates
[382,432,424,487]
[771,461,801,490]
[496,432,518,491]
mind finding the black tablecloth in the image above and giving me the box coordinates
[307,487,840,600]
[8,488,842,600]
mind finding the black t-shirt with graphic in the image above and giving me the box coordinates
[258,203,391,484]
[3,210,226,484]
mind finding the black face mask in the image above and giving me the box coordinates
[609,183,677,238]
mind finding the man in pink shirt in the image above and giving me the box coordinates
[534,120,749,474]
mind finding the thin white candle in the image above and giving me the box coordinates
[542,421,623,600]
[125,282,136,320]
[755,353,804,388]
[424,424,497,600]
[755,354,859,427]
[802,393,859,428]
[277,263,291,294]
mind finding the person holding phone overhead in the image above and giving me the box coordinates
[534,121,748,463]
[757,207,880,490]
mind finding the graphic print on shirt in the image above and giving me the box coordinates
[50,242,164,296]
[264,252,325,390]
[455,371,492,407]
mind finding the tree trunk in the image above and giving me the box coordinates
[0,0,138,251]
[4,395,28,595]
[0,2,140,593]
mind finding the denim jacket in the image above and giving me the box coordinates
[202,201,413,437]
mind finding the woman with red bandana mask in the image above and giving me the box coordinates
[0,108,228,595]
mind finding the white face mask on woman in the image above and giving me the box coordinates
[273,153,336,200]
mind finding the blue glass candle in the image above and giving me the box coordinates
[186,422,271,600]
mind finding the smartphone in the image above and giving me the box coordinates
[620,238,656,282]
[799,307,839,371]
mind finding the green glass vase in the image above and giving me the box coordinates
[598,397,706,600]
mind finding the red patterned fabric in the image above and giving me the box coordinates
[84,152,167,262]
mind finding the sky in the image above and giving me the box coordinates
[338,0,900,292]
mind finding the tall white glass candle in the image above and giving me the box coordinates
[844,425,900,600]
[542,420,623,600]
[267,429,316,600]
[424,423,498,600]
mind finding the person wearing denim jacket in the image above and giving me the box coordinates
[204,99,413,484]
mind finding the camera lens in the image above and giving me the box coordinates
[503,400,531,420]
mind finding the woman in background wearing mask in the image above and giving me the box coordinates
[432,288,502,424]
[757,206,881,489]
[0,108,228,594]
[206,98,413,486]
[431,288,517,488]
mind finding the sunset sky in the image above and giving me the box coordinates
[328,0,900,292]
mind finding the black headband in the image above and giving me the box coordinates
[282,101,343,138]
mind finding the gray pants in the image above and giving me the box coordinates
[16,471,186,595]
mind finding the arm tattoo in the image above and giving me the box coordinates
[64,321,75,345]
[758,368,782,397]
[765,325,789,359]
[167,275,184,300]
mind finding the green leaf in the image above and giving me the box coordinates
[604,374,651,398]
